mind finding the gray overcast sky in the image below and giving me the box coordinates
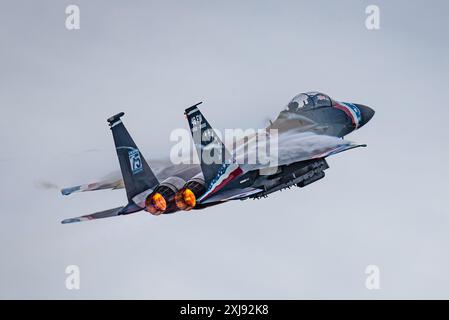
[0,0,448,299]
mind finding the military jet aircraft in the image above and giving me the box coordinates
[61,92,374,223]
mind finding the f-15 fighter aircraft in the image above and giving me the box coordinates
[61,92,374,223]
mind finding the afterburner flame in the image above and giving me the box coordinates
[175,188,197,211]
[146,192,167,215]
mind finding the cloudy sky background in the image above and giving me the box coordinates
[0,0,448,298]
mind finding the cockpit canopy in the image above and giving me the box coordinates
[285,92,333,112]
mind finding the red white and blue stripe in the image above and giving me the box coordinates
[198,163,243,202]
[334,102,362,129]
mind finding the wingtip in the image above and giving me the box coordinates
[61,185,81,196]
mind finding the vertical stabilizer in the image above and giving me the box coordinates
[107,113,159,201]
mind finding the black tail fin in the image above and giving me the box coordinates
[184,103,237,186]
[107,113,159,201]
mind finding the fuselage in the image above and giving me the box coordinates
[197,92,375,205]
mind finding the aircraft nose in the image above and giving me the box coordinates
[355,104,375,128]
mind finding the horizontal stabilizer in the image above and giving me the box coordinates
[61,202,142,224]
[61,207,123,224]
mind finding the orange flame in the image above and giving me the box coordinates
[146,192,167,215]
[175,188,197,211]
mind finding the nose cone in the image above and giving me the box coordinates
[355,104,375,128]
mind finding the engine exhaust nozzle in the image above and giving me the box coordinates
[175,188,197,211]
[145,192,167,215]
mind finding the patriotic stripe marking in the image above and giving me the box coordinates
[334,102,362,129]
[198,163,243,202]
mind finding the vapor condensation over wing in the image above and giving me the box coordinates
[60,127,364,196]
[236,129,365,171]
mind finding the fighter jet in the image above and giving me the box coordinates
[60,92,374,223]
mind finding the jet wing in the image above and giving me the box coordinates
[311,142,366,159]
[237,130,366,172]
[60,161,202,196]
